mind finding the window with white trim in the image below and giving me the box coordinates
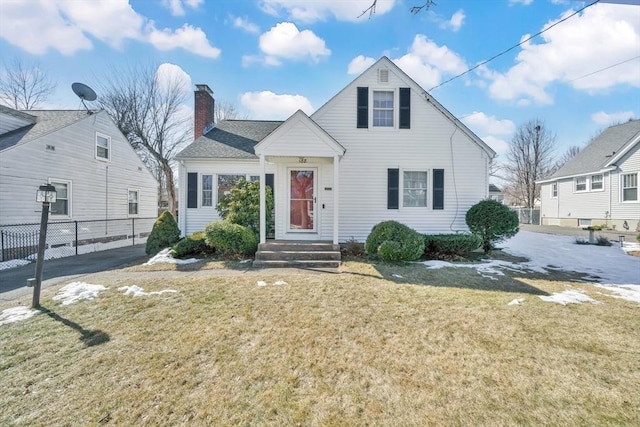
[249,175,260,182]
[373,91,394,127]
[575,177,587,192]
[50,180,70,216]
[551,182,558,198]
[590,174,603,191]
[217,174,244,203]
[128,190,139,215]
[622,172,638,202]
[96,133,110,161]
[202,175,213,207]
[403,171,427,207]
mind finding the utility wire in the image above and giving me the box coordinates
[566,55,640,83]
[428,0,601,91]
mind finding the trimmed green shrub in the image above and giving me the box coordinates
[365,220,425,261]
[465,199,519,254]
[424,234,482,258]
[217,179,274,236]
[172,231,214,258]
[204,221,258,257]
[377,240,404,262]
[145,211,181,255]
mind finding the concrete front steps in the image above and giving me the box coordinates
[253,241,341,268]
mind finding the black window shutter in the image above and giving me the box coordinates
[357,87,368,128]
[399,87,410,129]
[265,173,274,198]
[433,169,444,210]
[187,172,198,208]
[388,168,399,209]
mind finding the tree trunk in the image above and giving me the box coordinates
[161,160,177,218]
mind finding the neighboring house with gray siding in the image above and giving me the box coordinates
[537,120,640,231]
[0,105,158,226]
[176,57,495,244]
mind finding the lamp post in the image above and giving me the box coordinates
[32,184,56,308]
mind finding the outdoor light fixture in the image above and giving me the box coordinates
[36,183,57,204]
[32,183,57,308]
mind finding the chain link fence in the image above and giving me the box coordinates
[0,217,156,263]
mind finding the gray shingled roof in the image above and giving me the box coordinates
[0,110,95,151]
[175,119,283,159]
[549,119,640,179]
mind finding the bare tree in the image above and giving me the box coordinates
[553,145,581,172]
[0,58,56,110]
[503,119,556,208]
[97,64,191,216]
[215,100,249,122]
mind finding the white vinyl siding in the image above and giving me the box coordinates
[622,172,638,202]
[403,171,427,207]
[96,133,110,161]
[373,91,394,127]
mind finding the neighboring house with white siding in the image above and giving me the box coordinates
[537,120,640,231]
[0,105,158,226]
[176,57,495,244]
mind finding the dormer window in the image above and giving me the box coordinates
[96,133,110,161]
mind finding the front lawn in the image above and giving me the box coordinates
[1,260,639,426]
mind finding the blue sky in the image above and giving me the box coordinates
[1,0,639,163]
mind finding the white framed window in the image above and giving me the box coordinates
[202,175,213,207]
[128,189,139,215]
[590,174,603,191]
[622,172,638,202]
[373,90,394,127]
[578,218,592,227]
[551,182,558,198]
[249,175,260,182]
[49,179,71,217]
[217,174,245,203]
[96,133,110,161]
[403,171,428,207]
[575,177,587,192]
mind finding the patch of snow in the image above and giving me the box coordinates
[595,284,640,304]
[257,280,288,286]
[621,241,640,254]
[118,285,177,297]
[508,298,525,306]
[0,259,31,271]
[144,248,199,265]
[539,289,600,306]
[257,281,267,287]
[52,282,107,305]
[0,306,40,325]
[239,259,252,264]
[273,280,288,286]
[392,274,404,279]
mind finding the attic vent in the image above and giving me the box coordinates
[46,144,55,151]
[378,68,389,83]
[138,167,143,171]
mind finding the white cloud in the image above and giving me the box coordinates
[482,136,511,158]
[258,22,330,64]
[484,4,640,105]
[591,110,636,125]
[240,91,314,119]
[233,16,260,34]
[259,0,396,23]
[392,35,467,89]
[440,9,465,32]
[0,0,220,58]
[347,55,376,74]
[162,0,203,16]
[156,63,193,96]
[147,24,221,58]
[462,112,516,136]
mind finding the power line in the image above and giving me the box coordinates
[428,0,601,91]
[566,55,640,83]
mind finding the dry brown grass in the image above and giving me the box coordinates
[1,260,639,426]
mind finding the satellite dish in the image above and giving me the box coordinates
[72,82,97,112]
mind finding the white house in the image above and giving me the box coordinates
[0,106,158,226]
[538,120,640,231]
[175,57,495,245]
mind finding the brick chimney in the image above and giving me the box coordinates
[194,84,215,140]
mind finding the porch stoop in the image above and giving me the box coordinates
[253,241,341,268]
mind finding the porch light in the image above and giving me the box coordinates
[36,184,57,204]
